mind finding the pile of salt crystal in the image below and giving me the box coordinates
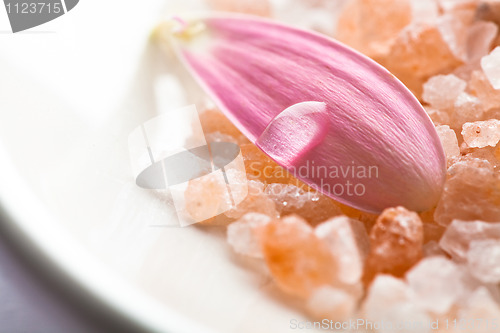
[182,0,500,325]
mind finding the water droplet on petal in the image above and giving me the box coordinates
[256,101,330,168]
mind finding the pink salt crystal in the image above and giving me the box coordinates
[406,256,479,314]
[261,215,340,298]
[457,287,500,333]
[435,125,460,162]
[467,239,500,283]
[306,286,357,321]
[265,183,343,225]
[476,0,500,26]
[437,0,478,12]
[294,194,343,226]
[423,240,447,257]
[387,25,462,81]
[315,216,369,285]
[439,220,500,262]
[452,92,484,129]
[469,70,500,111]
[362,274,415,320]
[224,180,279,219]
[423,74,467,109]
[425,107,451,126]
[437,13,471,62]
[481,46,500,89]
[206,0,271,17]
[434,158,500,225]
[363,207,424,284]
[466,21,498,63]
[227,213,271,258]
[462,119,500,148]
[461,144,500,169]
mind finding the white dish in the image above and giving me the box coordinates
[0,1,322,332]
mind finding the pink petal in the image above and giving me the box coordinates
[162,14,447,213]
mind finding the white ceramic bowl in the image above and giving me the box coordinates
[0,1,320,332]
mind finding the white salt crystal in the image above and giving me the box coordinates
[406,256,479,314]
[425,106,450,125]
[381,303,432,333]
[227,213,271,258]
[363,274,431,333]
[437,14,467,61]
[457,287,500,333]
[435,125,460,161]
[481,46,500,89]
[205,131,238,144]
[306,286,356,321]
[440,220,500,262]
[462,119,500,148]
[362,275,414,320]
[264,183,309,210]
[410,0,439,24]
[423,74,466,109]
[314,216,369,285]
[467,239,500,284]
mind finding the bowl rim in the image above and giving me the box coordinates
[0,140,214,333]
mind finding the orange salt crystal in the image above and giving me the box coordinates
[224,180,279,219]
[293,194,343,226]
[384,24,463,97]
[435,125,461,164]
[206,0,271,17]
[358,0,412,56]
[424,106,451,126]
[336,0,411,58]
[462,119,500,148]
[423,223,447,243]
[469,70,500,112]
[240,144,294,184]
[434,158,500,225]
[185,173,226,223]
[336,0,365,53]
[262,215,340,298]
[199,109,249,144]
[419,208,447,243]
[337,202,378,230]
[495,143,500,161]
[363,207,424,285]
[388,24,463,77]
